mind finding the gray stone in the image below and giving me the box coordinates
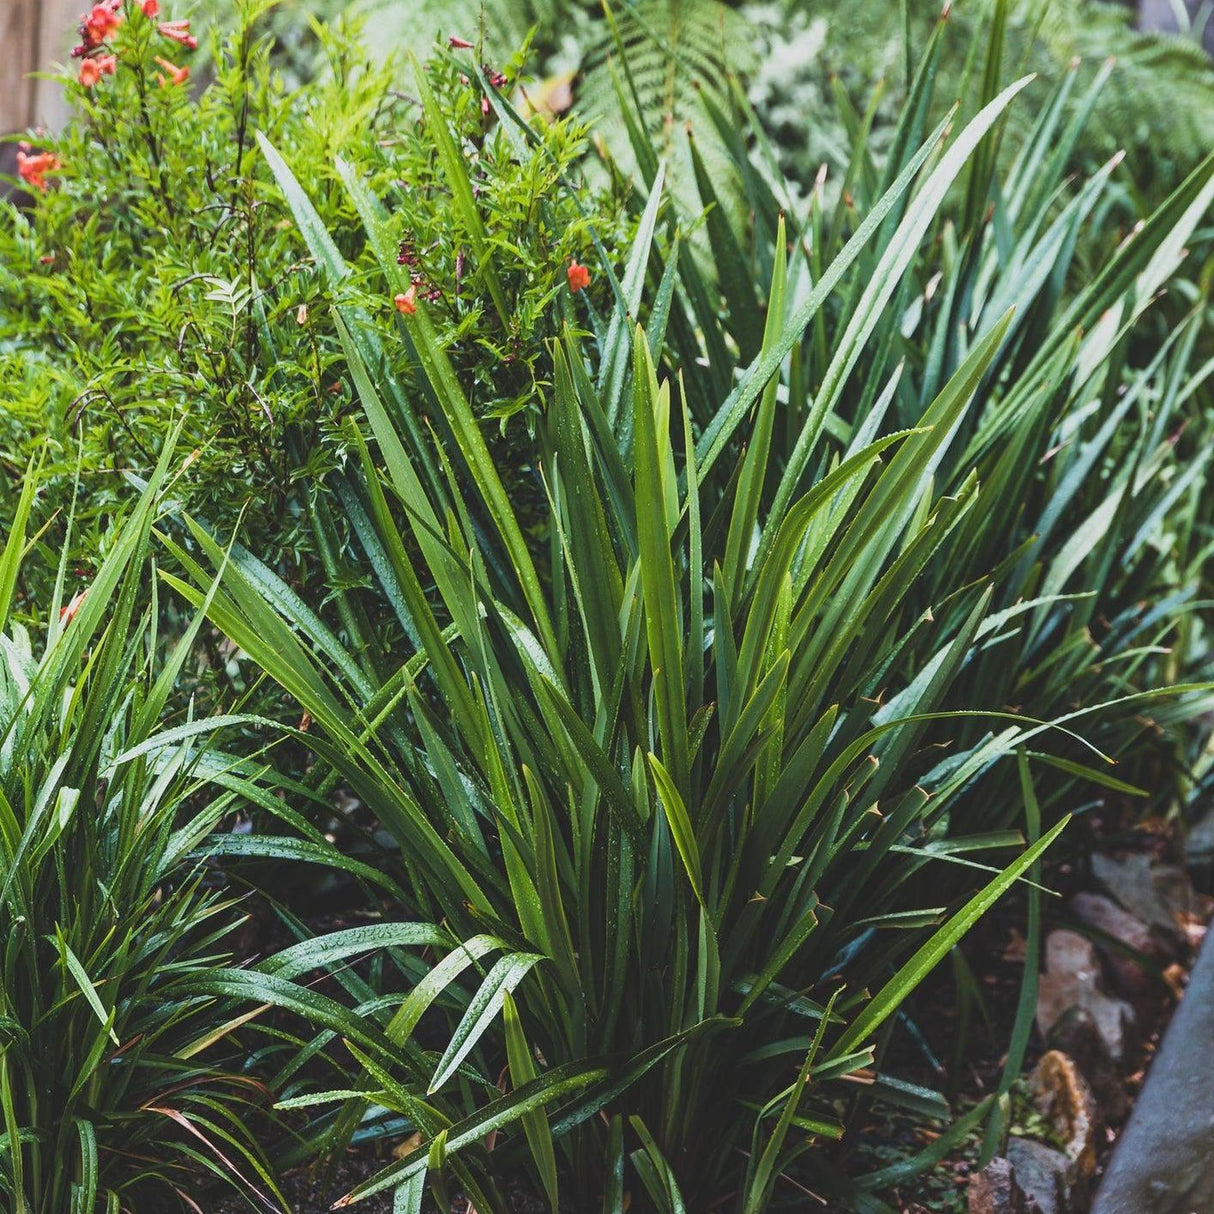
[1036,930,1137,1065]
[1138,0,1214,55]
[1152,863,1197,924]
[1071,891,1159,997]
[1091,853,1183,947]
[1006,1138,1070,1214]
[1185,809,1214,890]
[1093,920,1214,1214]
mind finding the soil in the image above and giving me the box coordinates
[277,1153,396,1214]
[212,1150,549,1213]
[847,807,1207,1213]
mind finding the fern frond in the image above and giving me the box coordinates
[580,0,757,255]
[1028,0,1214,171]
[351,0,548,62]
[766,0,1214,198]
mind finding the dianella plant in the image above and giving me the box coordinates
[163,26,1214,1214]
[0,450,288,1213]
[615,3,1214,827]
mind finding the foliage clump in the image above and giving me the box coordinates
[0,0,622,616]
[0,457,291,1213]
[0,1,1213,1212]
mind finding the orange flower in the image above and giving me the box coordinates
[16,148,61,192]
[141,0,160,14]
[72,0,121,56]
[567,260,591,292]
[60,591,86,625]
[157,19,197,49]
[394,286,417,315]
[83,2,123,44]
[154,56,189,87]
[78,53,116,87]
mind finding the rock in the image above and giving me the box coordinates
[1091,854,1184,948]
[1046,1004,1129,1122]
[1036,930,1138,1066]
[1070,892,1159,997]
[1006,1137,1072,1214]
[1151,863,1197,925]
[1185,809,1214,889]
[1030,1051,1098,1177]
[1093,925,1214,1214]
[1071,892,1154,954]
[968,1157,1032,1214]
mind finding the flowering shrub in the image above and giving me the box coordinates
[0,0,624,632]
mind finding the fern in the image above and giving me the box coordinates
[580,0,754,146]
[579,0,757,222]
[350,0,554,61]
[227,0,1213,208]
[342,0,756,220]
[1027,0,1214,175]
[757,0,1214,201]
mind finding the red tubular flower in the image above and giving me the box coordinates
[84,2,123,42]
[157,19,197,50]
[448,35,473,48]
[74,1,122,57]
[141,0,160,14]
[394,286,417,315]
[154,56,189,87]
[78,53,117,87]
[60,591,86,625]
[567,260,591,293]
[16,149,61,192]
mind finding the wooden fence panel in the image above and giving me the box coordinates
[0,0,78,133]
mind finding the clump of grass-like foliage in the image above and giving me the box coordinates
[151,20,1214,1210]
